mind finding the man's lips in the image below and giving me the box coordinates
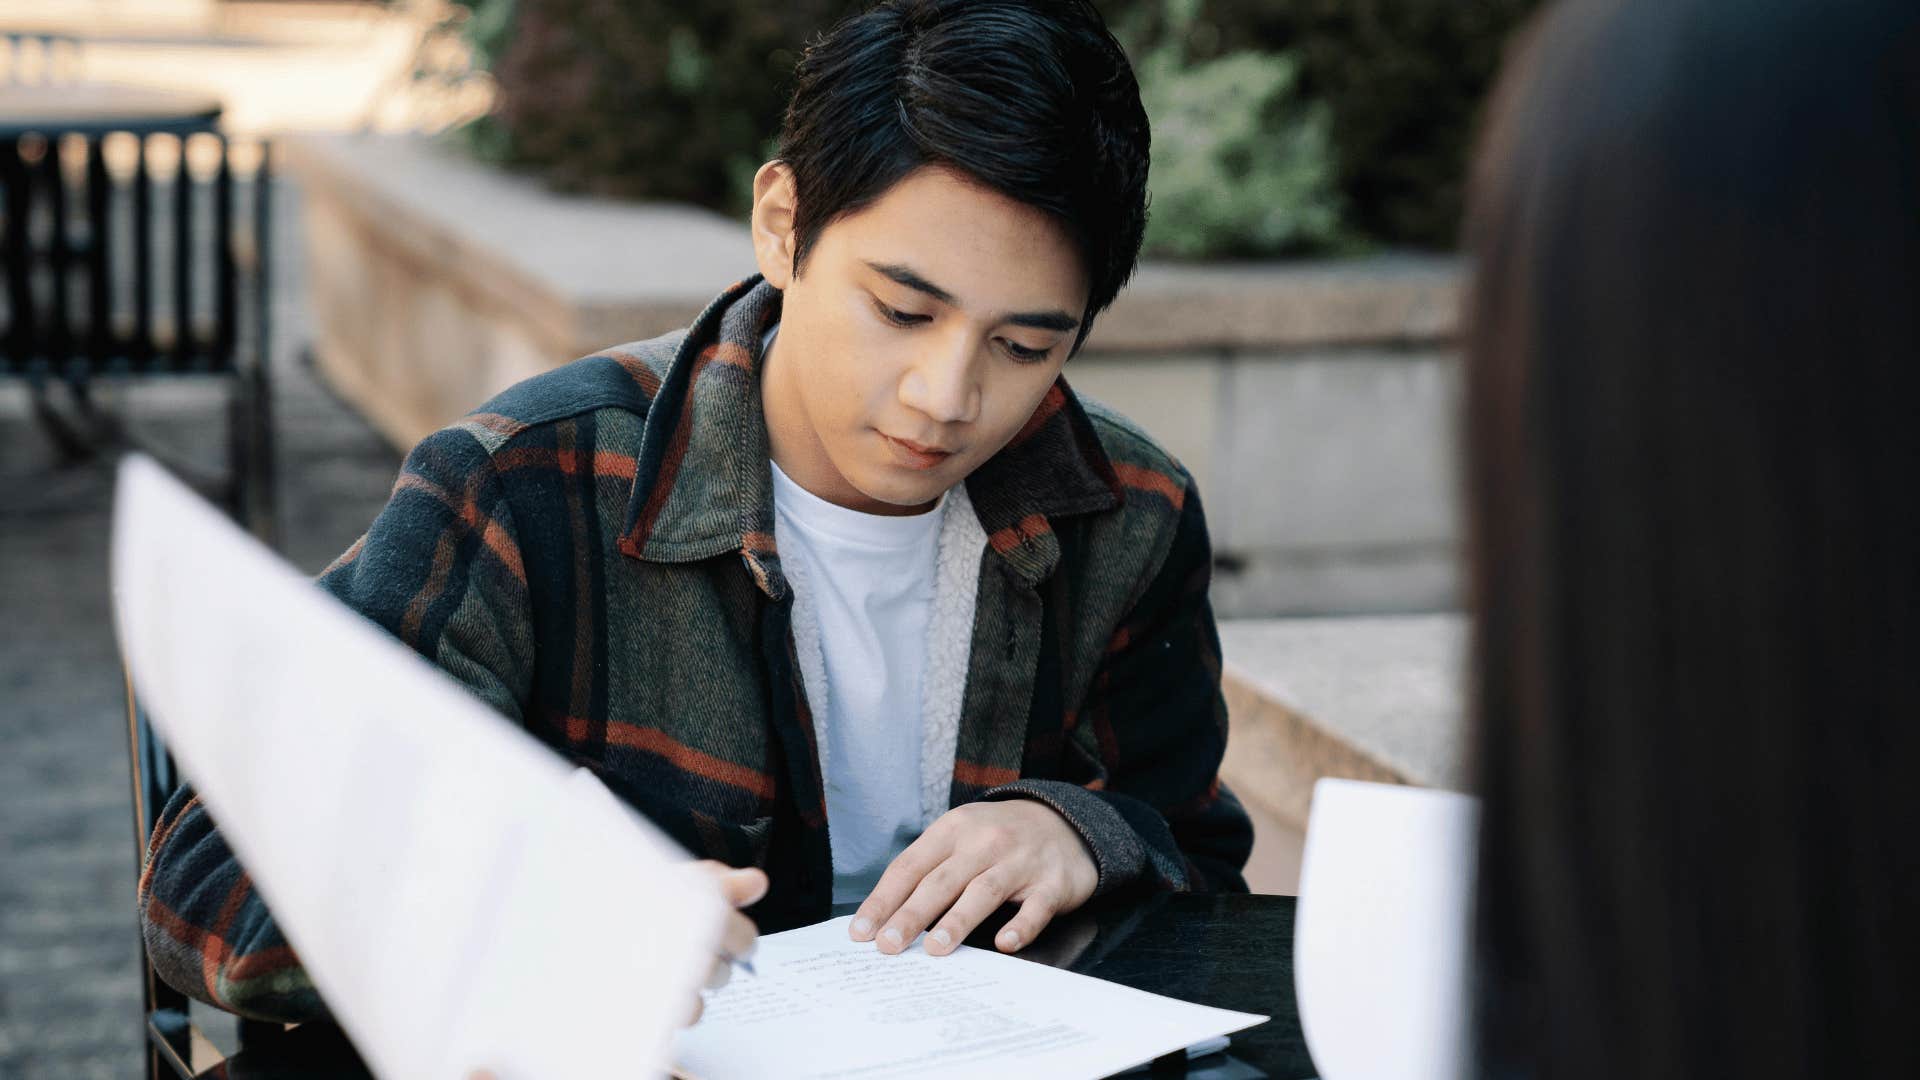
[880,433,956,470]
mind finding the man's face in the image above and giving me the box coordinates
[754,165,1090,515]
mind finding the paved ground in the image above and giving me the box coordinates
[0,175,402,1077]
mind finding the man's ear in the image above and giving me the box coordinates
[751,161,799,290]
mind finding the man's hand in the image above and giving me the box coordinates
[849,800,1097,957]
[688,861,766,1024]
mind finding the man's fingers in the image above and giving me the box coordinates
[925,868,1014,956]
[681,888,751,1030]
[876,856,979,954]
[718,866,769,908]
[694,860,770,909]
[992,893,1060,954]
[851,829,954,942]
[719,909,757,967]
[693,912,757,1022]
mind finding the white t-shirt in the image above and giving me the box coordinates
[770,460,944,904]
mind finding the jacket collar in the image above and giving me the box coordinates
[617,276,1122,596]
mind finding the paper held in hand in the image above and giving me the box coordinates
[1293,778,1480,1080]
[111,455,727,1080]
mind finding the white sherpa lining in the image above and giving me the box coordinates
[919,482,986,826]
[780,532,832,780]
[776,483,986,829]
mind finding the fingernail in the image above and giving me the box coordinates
[851,917,873,939]
[929,928,952,950]
[998,929,1020,950]
[881,926,903,948]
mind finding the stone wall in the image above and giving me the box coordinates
[1065,258,1462,616]
[286,133,1464,617]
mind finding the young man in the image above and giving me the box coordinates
[140,0,1253,1022]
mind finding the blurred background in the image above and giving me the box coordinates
[0,1,1536,1074]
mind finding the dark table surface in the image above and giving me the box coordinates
[987,892,1316,1079]
[0,82,222,137]
[194,893,1315,1079]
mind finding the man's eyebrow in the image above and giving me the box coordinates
[864,260,1082,333]
[1005,310,1081,333]
[866,261,958,306]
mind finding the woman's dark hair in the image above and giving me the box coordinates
[776,0,1151,352]
[1465,1,1920,1077]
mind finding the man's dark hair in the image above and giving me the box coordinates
[776,0,1150,351]
[1465,1,1920,1078]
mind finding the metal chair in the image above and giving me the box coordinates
[125,676,372,1079]
[0,125,278,541]
[125,672,208,1079]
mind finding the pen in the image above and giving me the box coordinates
[726,953,757,977]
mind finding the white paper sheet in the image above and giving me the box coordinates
[672,915,1266,1080]
[1293,778,1479,1080]
[111,455,727,1080]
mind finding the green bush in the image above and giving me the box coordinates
[1113,0,1544,249]
[1130,0,1347,258]
[457,0,1540,255]
[460,0,861,210]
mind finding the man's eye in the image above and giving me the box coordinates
[1001,340,1051,364]
[874,300,931,328]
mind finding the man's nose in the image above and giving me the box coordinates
[898,335,982,426]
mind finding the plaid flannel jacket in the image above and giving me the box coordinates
[138,277,1254,1022]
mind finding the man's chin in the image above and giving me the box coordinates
[849,472,950,514]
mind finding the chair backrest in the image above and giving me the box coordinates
[2,128,270,386]
[127,672,325,1078]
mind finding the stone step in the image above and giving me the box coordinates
[1216,614,1466,892]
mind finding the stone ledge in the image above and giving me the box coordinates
[283,133,757,359]
[1086,255,1461,353]
[1217,614,1466,831]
